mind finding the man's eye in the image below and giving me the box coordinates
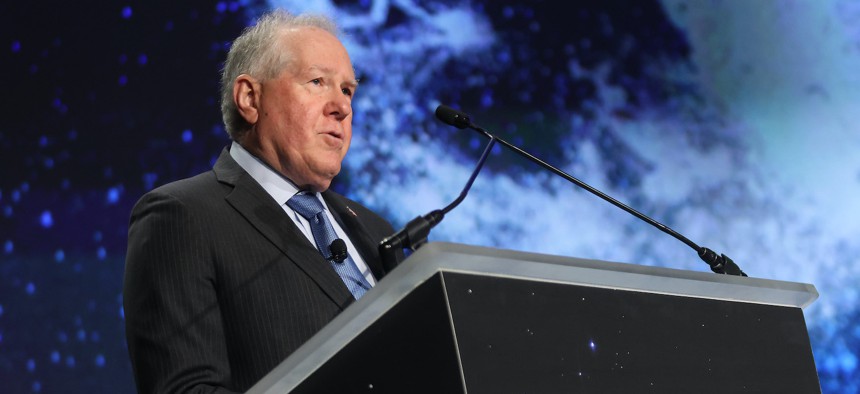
[341,88,353,96]
[311,79,321,85]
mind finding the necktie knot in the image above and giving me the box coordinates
[287,192,325,221]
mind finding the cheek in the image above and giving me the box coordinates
[342,126,353,155]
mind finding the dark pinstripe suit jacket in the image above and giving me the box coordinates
[123,148,401,393]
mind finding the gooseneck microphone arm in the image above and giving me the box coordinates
[378,135,498,272]
[435,104,747,277]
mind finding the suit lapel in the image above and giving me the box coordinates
[323,190,386,280]
[212,149,354,308]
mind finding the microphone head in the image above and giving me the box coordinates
[435,104,471,129]
[328,238,348,263]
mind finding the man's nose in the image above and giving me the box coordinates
[326,91,351,121]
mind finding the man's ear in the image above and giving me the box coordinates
[233,74,260,125]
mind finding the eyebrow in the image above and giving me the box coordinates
[308,65,359,88]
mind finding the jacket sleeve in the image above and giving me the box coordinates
[123,190,240,394]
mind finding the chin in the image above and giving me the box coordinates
[311,173,338,192]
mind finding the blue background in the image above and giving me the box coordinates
[1,0,858,392]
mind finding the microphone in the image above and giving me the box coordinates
[435,105,471,129]
[328,239,348,263]
[434,104,747,277]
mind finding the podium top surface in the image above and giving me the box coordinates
[402,242,818,309]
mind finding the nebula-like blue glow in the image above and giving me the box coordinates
[0,1,857,392]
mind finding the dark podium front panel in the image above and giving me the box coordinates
[445,272,818,393]
[248,242,820,394]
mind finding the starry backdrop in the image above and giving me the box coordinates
[1,0,859,392]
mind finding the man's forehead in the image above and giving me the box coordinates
[280,28,354,72]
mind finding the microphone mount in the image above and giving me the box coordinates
[378,131,497,272]
[434,104,747,277]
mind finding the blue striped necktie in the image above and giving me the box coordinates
[287,192,371,299]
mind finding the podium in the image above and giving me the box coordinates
[247,242,820,393]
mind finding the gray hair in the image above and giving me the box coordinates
[220,9,340,141]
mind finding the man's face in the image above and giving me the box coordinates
[247,27,357,192]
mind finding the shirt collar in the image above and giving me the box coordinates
[229,141,302,205]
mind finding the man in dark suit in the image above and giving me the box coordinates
[124,9,401,393]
